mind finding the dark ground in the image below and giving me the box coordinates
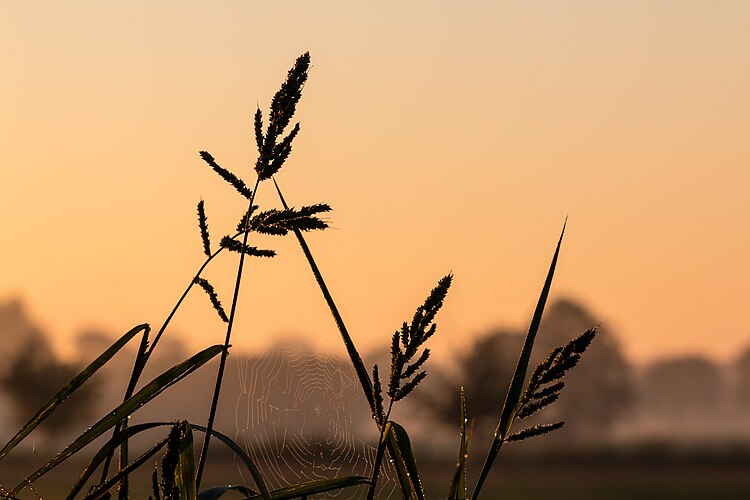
[3,449,750,499]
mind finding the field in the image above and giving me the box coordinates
[5,451,749,499]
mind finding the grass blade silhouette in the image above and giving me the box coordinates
[68,422,168,499]
[388,421,424,500]
[197,485,256,499]
[191,424,271,500]
[175,421,197,500]
[471,220,566,500]
[448,387,471,500]
[81,433,171,500]
[243,476,369,500]
[367,421,392,500]
[74,421,269,499]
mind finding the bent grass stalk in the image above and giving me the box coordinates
[196,177,260,490]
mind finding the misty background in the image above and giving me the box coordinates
[3,296,750,457]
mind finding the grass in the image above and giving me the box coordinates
[0,52,597,500]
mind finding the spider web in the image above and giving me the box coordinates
[233,339,397,498]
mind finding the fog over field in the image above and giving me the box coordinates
[4,297,750,455]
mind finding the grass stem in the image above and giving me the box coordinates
[196,177,262,491]
[366,400,395,500]
[271,178,376,411]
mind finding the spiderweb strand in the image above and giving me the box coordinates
[234,341,397,498]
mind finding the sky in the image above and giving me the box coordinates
[2,2,749,365]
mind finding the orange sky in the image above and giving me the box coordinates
[2,2,749,365]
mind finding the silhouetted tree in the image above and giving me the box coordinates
[417,330,521,428]
[0,299,99,435]
[0,299,41,358]
[533,299,634,439]
[734,346,750,410]
[419,299,634,443]
[642,355,722,420]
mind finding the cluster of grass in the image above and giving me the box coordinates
[0,53,596,500]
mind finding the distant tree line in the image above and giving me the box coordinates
[3,297,750,449]
[413,299,633,444]
[414,298,750,444]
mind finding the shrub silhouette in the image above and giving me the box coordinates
[642,355,722,420]
[0,300,99,436]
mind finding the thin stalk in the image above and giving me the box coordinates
[196,177,262,490]
[117,433,128,500]
[113,323,150,498]
[366,401,395,500]
[147,232,244,358]
[87,434,171,500]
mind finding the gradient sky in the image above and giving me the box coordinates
[2,2,749,365]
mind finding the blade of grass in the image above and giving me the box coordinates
[69,421,267,500]
[367,420,424,500]
[448,387,471,500]
[197,485,256,499]
[244,476,370,500]
[367,421,392,500]
[82,432,171,500]
[191,424,271,500]
[0,323,150,462]
[471,220,566,500]
[115,328,151,499]
[0,488,20,500]
[387,421,425,500]
[68,422,168,499]
[12,345,223,495]
[176,421,197,500]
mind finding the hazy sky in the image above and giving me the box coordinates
[2,2,749,364]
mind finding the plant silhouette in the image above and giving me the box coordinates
[0,53,596,500]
